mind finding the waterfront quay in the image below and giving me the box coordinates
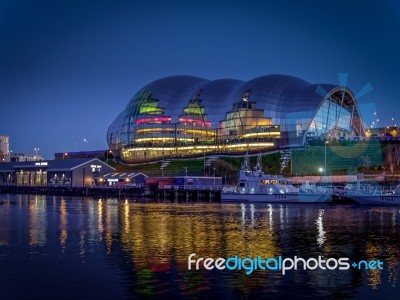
[151,176,223,201]
[0,175,223,201]
[0,157,223,200]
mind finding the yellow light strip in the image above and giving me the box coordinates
[122,142,275,154]
[136,128,175,134]
[184,129,216,136]
[242,132,280,138]
[224,142,275,148]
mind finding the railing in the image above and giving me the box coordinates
[345,184,396,195]
[158,185,223,191]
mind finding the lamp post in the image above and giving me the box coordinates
[106,150,112,164]
[83,138,88,151]
[203,152,206,176]
[213,167,216,185]
[319,167,324,182]
[63,152,68,160]
[324,141,328,176]
[34,147,39,155]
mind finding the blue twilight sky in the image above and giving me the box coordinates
[1,0,399,159]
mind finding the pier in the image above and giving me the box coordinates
[0,175,223,200]
[146,176,223,201]
[155,184,222,201]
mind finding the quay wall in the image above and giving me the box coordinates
[0,186,145,198]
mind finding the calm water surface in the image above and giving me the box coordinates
[0,194,399,299]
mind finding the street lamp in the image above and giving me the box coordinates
[106,150,112,164]
[34,147,39,155]
[83,138,88,151]
[63,152,68,160]
[319,167,324,176]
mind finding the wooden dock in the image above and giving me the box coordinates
[0,181,223,201]
[155,184,222,201]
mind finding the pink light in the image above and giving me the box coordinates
[179,118,211,127]
[135,117,171,125]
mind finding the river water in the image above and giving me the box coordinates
[0,194,399,299]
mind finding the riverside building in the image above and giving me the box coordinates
[107,75,365,163]
[0,158,115,187]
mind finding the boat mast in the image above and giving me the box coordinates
[239,152,250,180]
[256,153,262,170]
[242,151,249,171]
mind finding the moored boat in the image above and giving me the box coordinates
[345,184,400,206]
[221,155,331,203]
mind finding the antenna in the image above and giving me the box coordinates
[256,153,262,171]
[242,151,249,170]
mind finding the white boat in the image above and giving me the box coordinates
[345,184,400,205]
[221,156,331,203]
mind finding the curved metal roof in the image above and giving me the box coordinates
[107,74,362,149]
[114,74,337,124]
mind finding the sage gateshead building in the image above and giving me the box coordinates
[107,75,365,163]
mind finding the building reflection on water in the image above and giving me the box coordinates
[60,198,67,250]
[0,195,400,298]
[28,195,47,247]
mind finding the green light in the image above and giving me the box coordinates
[139,101,163,114]
[184,106,204,115]
[135,90,165,115]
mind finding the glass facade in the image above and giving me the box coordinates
[107,75,365,163]
[306,89,363,140]
[14,169,47,186]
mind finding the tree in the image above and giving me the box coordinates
[359,155,371,173]
[211,159,237,184]
[383,144,396,174]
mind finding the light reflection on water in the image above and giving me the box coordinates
[0,194,399,299]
